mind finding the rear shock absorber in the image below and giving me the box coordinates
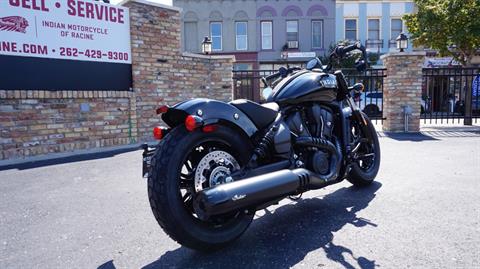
[253,125,277,160]
[245,113,283,168]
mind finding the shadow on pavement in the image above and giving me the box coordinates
[382,132,439,142]
[135,182,382,269]
[0,147,138,171]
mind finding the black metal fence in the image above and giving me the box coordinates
[232,68,387,122]
[422,67,480,124]
[343,68,387,122]
[232,70,276,102]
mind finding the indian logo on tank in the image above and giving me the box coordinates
[0,16,29,33]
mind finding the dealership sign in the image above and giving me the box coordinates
[0,0,131,64]
[287,52,317,58]
[0,0,132,90]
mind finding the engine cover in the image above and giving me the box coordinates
[306,104,334,138]
[308,151,330,175]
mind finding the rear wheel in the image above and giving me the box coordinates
[347,113,381,187]
[148,125,254,250]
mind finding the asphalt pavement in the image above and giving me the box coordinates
[1,133,479,269]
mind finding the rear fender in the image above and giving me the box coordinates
[162,98,258,137]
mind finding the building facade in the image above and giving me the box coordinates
[173,0,337,70]
[335,0,415,54]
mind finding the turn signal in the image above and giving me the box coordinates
[185,115,203,132]
[153,126,163,140]
[156,105,169,114]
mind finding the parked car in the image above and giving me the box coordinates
[355,91,427,116]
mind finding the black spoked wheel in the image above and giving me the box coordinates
[179,141,248,226]
[148,125,254,250]
[347,113,381,187]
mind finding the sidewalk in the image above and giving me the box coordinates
[2,123,479,170]
[372,120,480,133]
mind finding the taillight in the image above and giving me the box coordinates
[153,126,163,140]
[202,124,218,133]
[156,105,169,114]
[185,115,203,132]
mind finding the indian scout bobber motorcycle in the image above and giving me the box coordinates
[142,42,380,250]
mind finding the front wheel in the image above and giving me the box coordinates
[148,125,254,250]
[347,113,381,187]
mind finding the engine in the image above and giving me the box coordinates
[286,104,335,175]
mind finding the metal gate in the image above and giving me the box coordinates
[232,70,276,102]
[422,67,480,124]
[232,68,387,123]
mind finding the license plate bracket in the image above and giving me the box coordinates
[142,144,156,178]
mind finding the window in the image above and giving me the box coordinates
[235,22,248,51]
[368,19,380,40]
[311,20,324,49]
[233,63,253,71]
[184,22,198,52]
[261,21,272,50]
[391,19,403,40]
[286,20,298,42]
[345,19,357,41]
[210,22,222,51]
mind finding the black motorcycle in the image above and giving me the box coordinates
[142,42,380,250]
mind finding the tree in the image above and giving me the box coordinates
[403,0,480,66]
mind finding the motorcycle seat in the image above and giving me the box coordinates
[230,99,279,130]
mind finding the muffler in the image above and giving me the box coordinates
[193,168,332,219]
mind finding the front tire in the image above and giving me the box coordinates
[347,113,381,187]
[148,125,254,250]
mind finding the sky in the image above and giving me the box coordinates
[110,0,172,5]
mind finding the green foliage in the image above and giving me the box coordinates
[403,0,480,66]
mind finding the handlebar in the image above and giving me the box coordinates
[332,42,366,59]
[262,42,368,86]
[264,66,302,84]
[265,72,282,81]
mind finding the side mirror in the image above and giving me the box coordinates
[278,67,288,77]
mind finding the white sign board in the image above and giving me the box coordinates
[287,52,317,58]
[424,57,460,68]
[0,0,131,64]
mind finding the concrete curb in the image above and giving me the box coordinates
[0,142,156,171]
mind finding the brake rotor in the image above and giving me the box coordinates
[194,150,240,192]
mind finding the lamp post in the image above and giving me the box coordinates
[396,33,408,52]
[202,36,212,55]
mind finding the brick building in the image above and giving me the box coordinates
[173,0,337,70]
[0,0,235,160]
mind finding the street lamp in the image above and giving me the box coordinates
[396,33,408,52]
[202,36,212,55]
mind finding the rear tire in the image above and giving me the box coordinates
[347,113,381,187]
[148,125,254,250]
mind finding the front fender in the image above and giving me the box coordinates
[162,98,258,137]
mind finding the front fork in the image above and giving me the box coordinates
[342,96,375,166]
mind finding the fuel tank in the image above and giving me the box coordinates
[268,71,337,104]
